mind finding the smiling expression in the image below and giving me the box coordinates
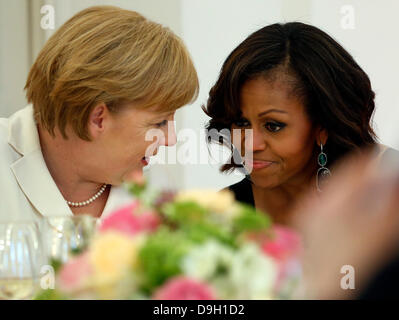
[231,76,319,189]
[77,103,177,186]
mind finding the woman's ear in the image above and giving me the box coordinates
[88,103,108,138]
[316,127,328,147]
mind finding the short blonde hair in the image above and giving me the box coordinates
[25,6,199,140]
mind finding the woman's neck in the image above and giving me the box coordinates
[37,125,109,216]
[252,171,317,226]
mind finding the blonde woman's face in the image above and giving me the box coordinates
[83,103,177,185]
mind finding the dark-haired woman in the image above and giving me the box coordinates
[203,22,396,226]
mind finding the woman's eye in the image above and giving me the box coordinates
[265,122,285,132]
[155,120,168,127]
[233,119,250,127]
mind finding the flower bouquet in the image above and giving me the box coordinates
[36,177,302,300]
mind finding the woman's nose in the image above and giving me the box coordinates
[245,127,266,152]
[163,121,177,147]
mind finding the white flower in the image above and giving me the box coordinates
[181,240,234,281]
[181,241,278,299]
[229,244,277,299]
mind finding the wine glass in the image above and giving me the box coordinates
[0,222,46,300]
[44,215,99,264]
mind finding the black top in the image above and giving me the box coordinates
[357,249,399,299]
[226,176,254,206]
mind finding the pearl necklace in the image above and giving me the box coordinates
[66,184,108,208]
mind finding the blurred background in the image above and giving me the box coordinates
[1,0,398,191]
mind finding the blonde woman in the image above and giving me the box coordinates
[0,6,198,221]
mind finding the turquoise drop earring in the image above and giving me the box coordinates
[316,143,331,192]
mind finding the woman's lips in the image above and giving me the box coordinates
[245,159,274,170]
[141,156,149,166]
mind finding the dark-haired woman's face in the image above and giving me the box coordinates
[232,77,319,189]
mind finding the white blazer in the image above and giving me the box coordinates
[0,105,133,224]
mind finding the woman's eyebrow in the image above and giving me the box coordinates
[258,109,287,117]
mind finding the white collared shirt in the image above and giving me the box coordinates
[0,105,133,224]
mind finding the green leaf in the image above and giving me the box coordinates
[161,201,207,225]
[34,289,67,300]
[70,247,84,256]
[233,204,271,234]
[127,182,147,198]
[182,222,236,247]
[50,258,63,273]
[137,228,193,293]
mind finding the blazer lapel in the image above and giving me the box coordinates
[8,105,73,218]
[10,150,73,218]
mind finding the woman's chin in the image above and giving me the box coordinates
[250,174,281,189]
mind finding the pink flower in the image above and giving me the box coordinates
[58,252,92,292]
[153,276,216,300]
[260,225,302,263]
[99,202,160,236]
[254,226,303,293]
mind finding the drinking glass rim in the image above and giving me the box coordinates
[0,221,40,225]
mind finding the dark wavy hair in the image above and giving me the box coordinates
[203,22,378,173]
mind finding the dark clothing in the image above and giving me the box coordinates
[226,176,254,206]
[357,250,399,299]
